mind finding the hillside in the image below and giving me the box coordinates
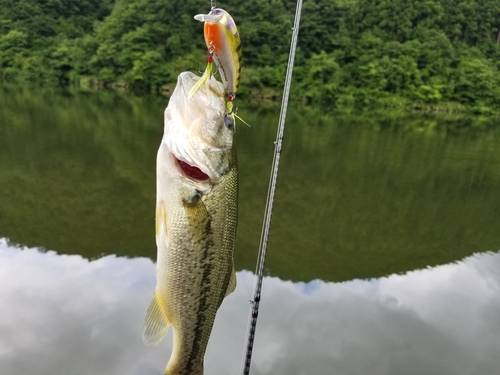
[1,0,499,110]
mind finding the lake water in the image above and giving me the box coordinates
[1,86,500,375]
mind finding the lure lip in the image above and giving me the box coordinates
[194,13,223,23]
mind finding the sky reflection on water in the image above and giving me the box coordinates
[1,238,499,375]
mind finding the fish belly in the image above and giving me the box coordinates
[155,146,238,375]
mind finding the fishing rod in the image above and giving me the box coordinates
[240,1,303,374]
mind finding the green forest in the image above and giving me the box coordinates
[1,0,500,111]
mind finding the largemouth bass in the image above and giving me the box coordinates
[143,71,238,375]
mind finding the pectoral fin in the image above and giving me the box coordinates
[155,201,167,242]
[142,292,171,347]
[225,264,237,297]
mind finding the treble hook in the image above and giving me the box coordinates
[195,62,217,76]
[199,63,218,77]
[210,0,216,10]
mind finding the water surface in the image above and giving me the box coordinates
[1,240,499,375]
[0,87,499,374]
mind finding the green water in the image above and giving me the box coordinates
[1,86,500,375]
[1,87,500,281]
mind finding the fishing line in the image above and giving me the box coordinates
[240,1,303,374]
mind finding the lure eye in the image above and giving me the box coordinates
[224,114,234,130]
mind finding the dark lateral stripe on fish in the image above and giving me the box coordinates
[184,218,215,375]
[236,43,242,52]
[238,56,242,63]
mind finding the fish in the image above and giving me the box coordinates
[190,8,242,98]
[142,71,238,375]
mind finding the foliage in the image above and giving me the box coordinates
[0,0,500,110]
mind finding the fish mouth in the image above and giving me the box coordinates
[173,154,210,182]
[177,71,225,100]
[177,72,199,96]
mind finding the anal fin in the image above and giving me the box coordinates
[142,292,171,347]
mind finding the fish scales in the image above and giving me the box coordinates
[143,72,238,375]
[165,157,237,375]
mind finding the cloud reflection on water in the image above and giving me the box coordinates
[1,238,499,375]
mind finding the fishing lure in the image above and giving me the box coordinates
[189,8,241,99]
[190,7,248,126]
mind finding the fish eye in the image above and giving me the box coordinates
[224,114,234,130]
